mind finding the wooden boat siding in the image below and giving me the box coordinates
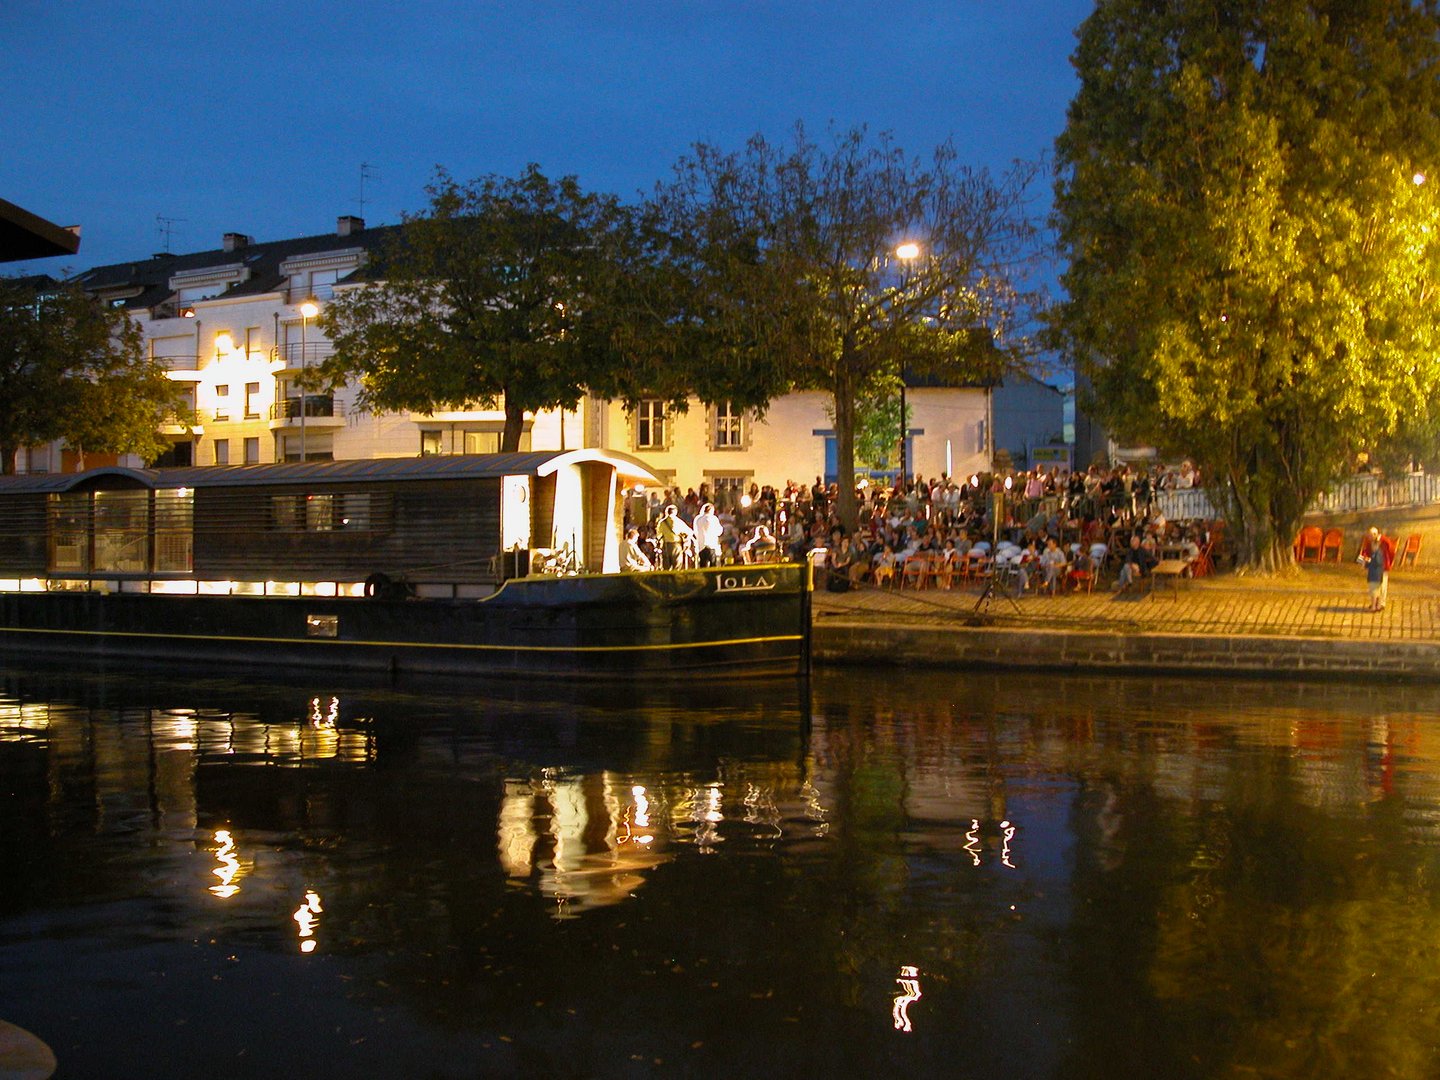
[191,478,504,584]
[0,450,660,586]
[0,492,48,575]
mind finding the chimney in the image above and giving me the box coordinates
[337,215,365,237]
[222,232,252,252]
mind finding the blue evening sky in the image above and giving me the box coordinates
[2,1,1093,278]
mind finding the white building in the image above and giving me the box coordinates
[20,217,1017,489]
[589,385,994,503]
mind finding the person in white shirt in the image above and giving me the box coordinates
[692,502,723,567]
[1038,537,1067,595]
[622,528,653,572]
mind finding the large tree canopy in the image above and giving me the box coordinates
[0,278,179,473]
[653,125,1041,530]
[1052,0,1440,570]
[314,165,634,451]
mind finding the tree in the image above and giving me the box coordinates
[314,165,633,452]
[653,126,1041,531]
[0,277,180,473]
[1052,0,1440,571]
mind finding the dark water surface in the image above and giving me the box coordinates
[3,663,1440,1080]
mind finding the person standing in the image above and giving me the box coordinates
[1358,526,1396,612]
[655,504,694,570]
[692,502,723,567]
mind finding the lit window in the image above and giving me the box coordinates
[714,402,744,448]
[636,400,667,450]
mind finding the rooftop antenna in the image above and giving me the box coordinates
[155,214,186,253]
[357,163,379,218]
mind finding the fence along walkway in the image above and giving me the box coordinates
[1154,473,1440,522]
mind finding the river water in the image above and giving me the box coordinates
[2,662,1439,1080]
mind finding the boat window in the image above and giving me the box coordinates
[271,492,389,533]
[154,489,194,572]
[92,491,150,573]
[48,493,90,572]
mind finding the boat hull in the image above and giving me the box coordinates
[0,565,811,679]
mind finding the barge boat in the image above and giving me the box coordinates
[0,450,810,678]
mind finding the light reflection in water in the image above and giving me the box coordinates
[0,697,52,742]
[209,829,244,899]
[892,965,922,1033]
[293,890,323,953]
[964,819,982,867]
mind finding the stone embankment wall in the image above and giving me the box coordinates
[813,622,1440,682]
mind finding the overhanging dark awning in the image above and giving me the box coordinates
[0,197,81,262]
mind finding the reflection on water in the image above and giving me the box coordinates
[3,664,1440,1078]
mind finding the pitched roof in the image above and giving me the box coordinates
[69,223,398,311]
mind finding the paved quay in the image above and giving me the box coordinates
[809,564,1440,680]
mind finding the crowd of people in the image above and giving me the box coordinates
[623,461,1218,592]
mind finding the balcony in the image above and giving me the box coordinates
[159,409,205,437]
[268,395,344,430]
[271,341,333,373]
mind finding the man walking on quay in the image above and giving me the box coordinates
[655,505,694,570]
[1358,527,1396,612]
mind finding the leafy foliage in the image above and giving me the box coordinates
[1052,0,1440,569]
[653,124,1041,528]
[0,278,180,473]
[314,165,636,451]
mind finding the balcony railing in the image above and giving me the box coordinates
[269,395,335,421]
[271,342,333,369]
[160,409,206,430]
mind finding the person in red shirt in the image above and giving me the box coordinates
[1358,526,1397,612]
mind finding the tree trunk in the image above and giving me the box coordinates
[1219,460,1305,575]
[501,395,526,453]
[0,444,15,475]
[831,363,860,534]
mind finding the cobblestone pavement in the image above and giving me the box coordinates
[811,564,1440,641]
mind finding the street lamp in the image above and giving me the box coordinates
[894,242,921,490]
[298,300,319,462]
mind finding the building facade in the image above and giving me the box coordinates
[15,217,1063,490]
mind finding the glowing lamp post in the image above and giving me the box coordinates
[298,300,319,462]
[894,242,921,489]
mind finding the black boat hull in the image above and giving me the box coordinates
[0,564,811,678]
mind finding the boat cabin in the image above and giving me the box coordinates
[0,449,659,598]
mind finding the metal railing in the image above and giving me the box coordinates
[269,395,336,421]
[1153,473,1440,522]
[272,342,333,369]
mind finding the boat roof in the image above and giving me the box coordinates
[0,449,661,494]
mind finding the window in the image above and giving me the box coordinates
[713,402,744,449]
[708,474,751,513]
[273,494,336,531]
[272,492,388,533]
[243,437,260,464]
[213,439,229,465]
[244,382,261,419]
[244,327,261,357]
[636,400,667,450]
[214,384,229,422]
[463,431,501,455]
[420,429,443,456]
